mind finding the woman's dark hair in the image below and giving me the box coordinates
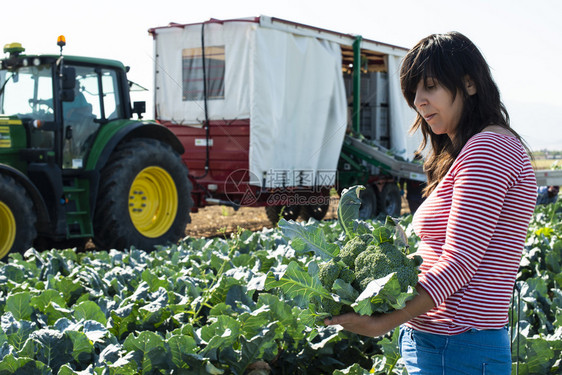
[400,31,527,195]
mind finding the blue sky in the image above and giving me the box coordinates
[2,0,561,150]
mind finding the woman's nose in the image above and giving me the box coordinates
[414,90,426,108]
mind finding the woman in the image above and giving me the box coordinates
[325,32,537,374]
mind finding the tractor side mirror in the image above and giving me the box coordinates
[60,66,76,102]
[133,101,146,119]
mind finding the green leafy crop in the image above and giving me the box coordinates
[0,186,559,374]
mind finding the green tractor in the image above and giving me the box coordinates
[0,37,193,260]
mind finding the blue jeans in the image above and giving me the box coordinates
[399,326,511,374]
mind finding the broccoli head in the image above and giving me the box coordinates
[395,266,418,292]
[318,259,341,289]
[338,266,355,284]
[339,233,374,268]
[314,258,357,318]
[318,258,356,290]
[353,245,391,290]
[313,233,421,319]
[353,242,420,292]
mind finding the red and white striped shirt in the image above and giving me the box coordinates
[408,132,537,335]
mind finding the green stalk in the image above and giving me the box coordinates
[189,227,241,325]
[387,356,399,374]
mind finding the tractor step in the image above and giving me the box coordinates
[62,178,93,238]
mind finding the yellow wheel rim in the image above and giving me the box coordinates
[0,201,16,259]
[128,166,178,238]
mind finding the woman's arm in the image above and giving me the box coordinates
[323,284,435,337]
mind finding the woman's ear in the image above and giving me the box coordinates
[464,75,477,95]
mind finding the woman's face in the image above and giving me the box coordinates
[413,78,464,140]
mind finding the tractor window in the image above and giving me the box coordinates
[0,65,55,149]
[67,67,122,121]
[63,65,100,169]
[100,69,122,120]
[182,46,225,101]
[62,66,123,169]
[0,65,54,121]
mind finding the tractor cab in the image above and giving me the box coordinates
[0,38,131,171]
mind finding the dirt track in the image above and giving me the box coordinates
[184,199,340,238]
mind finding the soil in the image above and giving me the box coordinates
[184,198,341,238]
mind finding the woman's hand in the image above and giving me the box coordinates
[324,312,394,337]
[324,285,436,337]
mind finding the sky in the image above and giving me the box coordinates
[2,0,561,151]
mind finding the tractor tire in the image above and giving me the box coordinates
[358,185,378,219]
[0,174,37,259]
[265,205,301,225]
[93,138,193,251]
[378,182,402,217]
[300,203,330,221]
[300,192,331,221]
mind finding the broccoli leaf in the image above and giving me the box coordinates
[265,261,332,306]
[6,292,33,321]
[0,354,51,374]
[122,330,170,372]
[198,315,241,356]
[167,333,199,368]
[278,219,339,260]
[332,279,360,304]
[352,273,416,315]
[371,327,403,374]
[338,186,365,239]
[371,226,393,245]
[352,219,373,237]
[332,363,371,374]
[386,216,409,248]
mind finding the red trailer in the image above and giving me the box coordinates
[149,16,424,223]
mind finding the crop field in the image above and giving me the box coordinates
[533,158,561,170]
[0,189,560,374]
